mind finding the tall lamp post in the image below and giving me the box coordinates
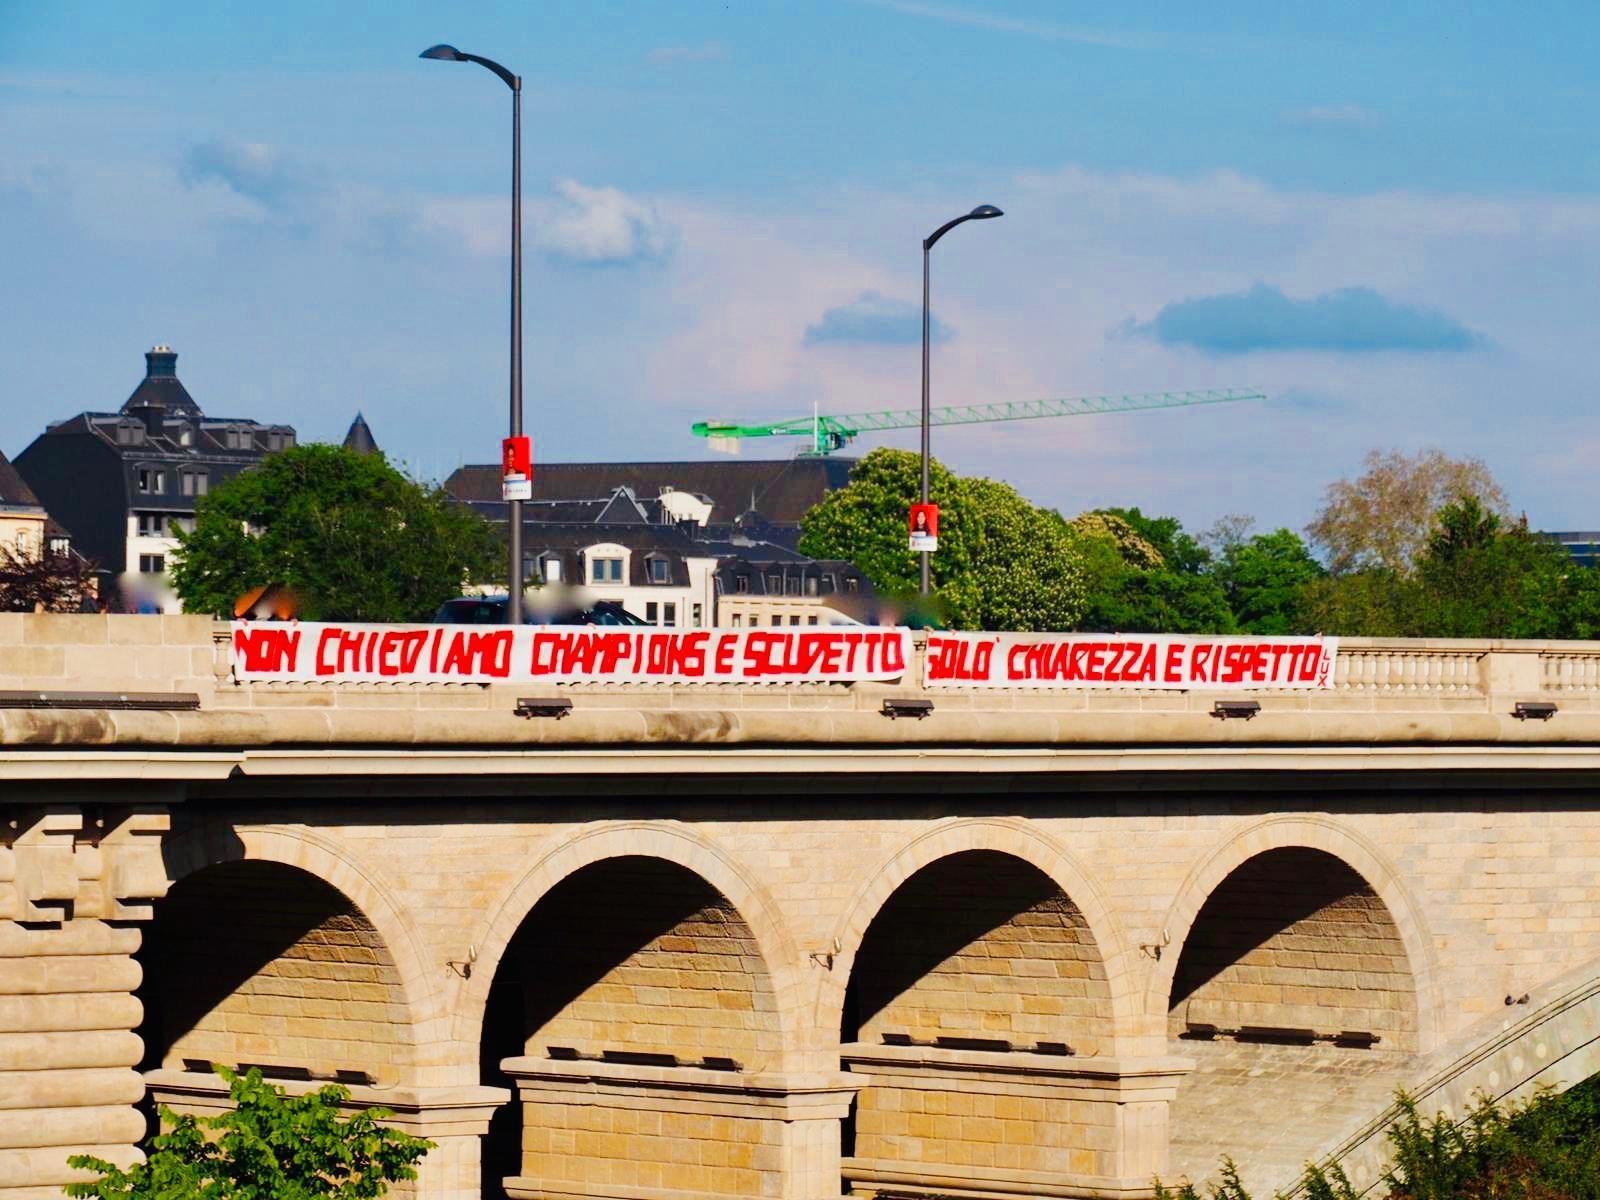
[919,205,1003,596]
[420,43,526,624]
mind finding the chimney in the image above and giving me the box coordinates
[145,344,178,379]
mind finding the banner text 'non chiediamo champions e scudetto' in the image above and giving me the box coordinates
[230,622,913,685]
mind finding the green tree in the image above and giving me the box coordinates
[1558,566,1600,639]
[1412,498,1566,639]
[67,1066,431,1200]
[1214,529,1325,635]
[797,448,1084,630]
[171,444,500,622]
[1297,568,1420,637]
[1070,509,1236,634]
[1101,506,1213,575]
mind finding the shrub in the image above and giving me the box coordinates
[1154,1079,1600,1200]
[66,1066,432,1200]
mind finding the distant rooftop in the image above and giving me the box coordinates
[343,412,378,456]
[445,457,855,526]
[121,345,205,418]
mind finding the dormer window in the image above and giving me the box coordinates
[646,554,671,584]
[267,429,294,452]
[590,557,623,584]
[177,424,193,447]
[136,466,165,495]
[225,426,253,451]
[540,554,563,583]
[116,421,144,446]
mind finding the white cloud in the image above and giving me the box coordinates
[1284,103,1381,129]
[536,179,675,264]
[646,42,729,64]
[415,180,676,266]
[855,0,1163,50]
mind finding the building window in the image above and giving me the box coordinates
[48,536,70,556]
[177,424,193,447]
[138,554,165,574]
[267,429,293,452]
[646,601,659,624]
[116,422,143,446]
[805,576,819,596]
[846,577,859,592]
[789,615,801,626]
[731,613,742,628]
[785,577,800,596]
[767,574,781,593]
[647,556,671,584]
[541,556,563,583]
[734,575,750,594]
[225,427,254,451]
[137,467,165,494]
[663,602,677,626]
[181,470,208,497]
[137,513,165,536]
[692,603,703,627]
[590,557,623,584]
[807,615,818,625]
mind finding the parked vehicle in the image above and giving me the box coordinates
[432,597,650,626]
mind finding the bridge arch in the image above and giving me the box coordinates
[820,817,1140,1055]
[1148,815,1440,1050]
[454,821,806,1068]
[144,822,441,1086]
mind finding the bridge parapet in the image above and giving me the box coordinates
[1,617,1599,761]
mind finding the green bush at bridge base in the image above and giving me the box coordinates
[1158,1077,1600,1200]
[65,1066,432,1200]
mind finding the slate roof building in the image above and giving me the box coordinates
[14,347,295,604]
[459,482,872,628]
[0,451,55,562]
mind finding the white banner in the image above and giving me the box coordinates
[924,632,1338,690]
[230,622,913,685]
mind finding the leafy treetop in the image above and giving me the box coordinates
[798,447,1085,631]
[171,444,500,622]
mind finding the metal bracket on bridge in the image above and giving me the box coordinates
[515,697,573,719]
[881,698,934,720]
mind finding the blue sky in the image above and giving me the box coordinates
[4,1,1599,533]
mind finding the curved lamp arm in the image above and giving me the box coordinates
[420,44,520,92]
[924,204,1004,251]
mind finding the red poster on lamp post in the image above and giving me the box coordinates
[502,435,532,501]
[909,503,939,552]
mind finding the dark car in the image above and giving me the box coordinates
[432,597,651,626]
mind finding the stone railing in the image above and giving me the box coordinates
[1331,642,1485,695]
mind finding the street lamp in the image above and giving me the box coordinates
[920,204,1003,596]
[420,43,526,625]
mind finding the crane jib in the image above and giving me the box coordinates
[691,390,1264,455]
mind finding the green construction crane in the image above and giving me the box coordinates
[691,388,1263,456]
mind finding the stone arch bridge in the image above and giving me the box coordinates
[5,615,1600,1200]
